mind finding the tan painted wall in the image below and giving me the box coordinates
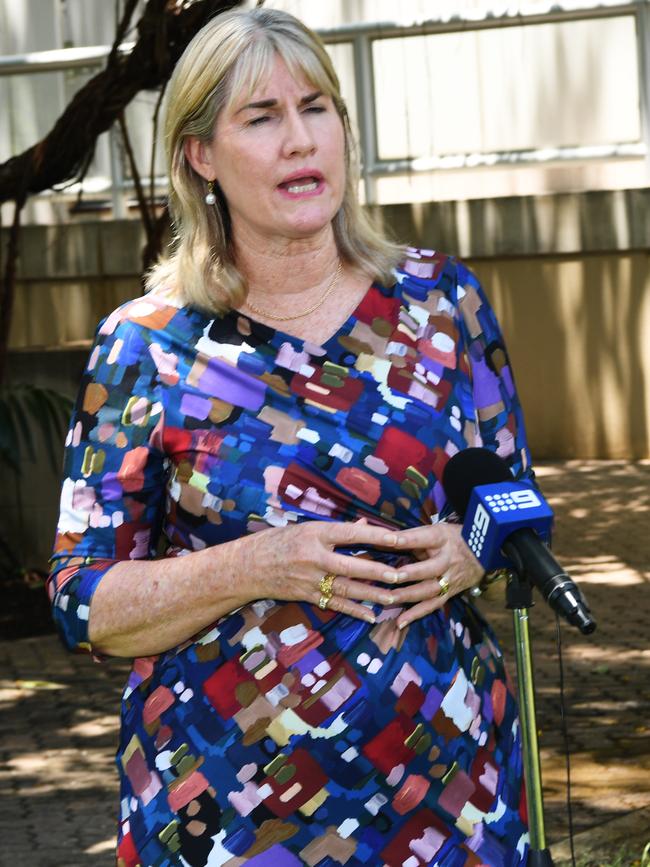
[8,258,650,465]
[2,196,649,570]
[4,253,649,571]
[466,255,650,460]
[4,2,646,225]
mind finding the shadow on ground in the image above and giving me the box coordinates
[479,461,650,849]
[0,461,648,864]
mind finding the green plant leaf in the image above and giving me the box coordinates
[37,387,73,471]
[6,388,37,463]
[0,384,73,475]
[641,841,650,867]
[0,394,21,470]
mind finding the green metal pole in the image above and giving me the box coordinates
[512,607,554,865]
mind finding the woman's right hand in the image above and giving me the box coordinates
[233,519,407,623]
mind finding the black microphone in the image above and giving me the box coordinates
[442,448,596,635]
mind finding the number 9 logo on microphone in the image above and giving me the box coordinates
[463,482,553,570]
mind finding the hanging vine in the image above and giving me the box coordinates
[0,0,245,383]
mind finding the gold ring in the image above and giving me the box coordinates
[318,573,336,596]
[318,594,331,610]
[438,575,450,597]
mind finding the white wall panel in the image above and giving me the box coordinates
[373,15,640,160]
[62,0,146,49]
[1,0,646,211]
[0,0,65,160]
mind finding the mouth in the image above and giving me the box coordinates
[277,172,324,196]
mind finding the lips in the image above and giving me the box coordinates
[279,176,317,189]
[277,170,324,192]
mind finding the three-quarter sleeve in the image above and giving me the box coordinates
[454,260,534,482]
[47,311,168,654]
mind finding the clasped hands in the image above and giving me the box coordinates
[241,519,485,630]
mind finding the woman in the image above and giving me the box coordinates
[49,8,532,866]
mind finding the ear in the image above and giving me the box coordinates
[184,136,215,182]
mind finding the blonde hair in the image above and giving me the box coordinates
[146,7,404,314]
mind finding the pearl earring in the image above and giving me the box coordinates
[205,180,217,206]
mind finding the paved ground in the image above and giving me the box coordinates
[479,461,650,864]
[0,461,648,866]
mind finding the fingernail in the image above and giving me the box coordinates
[379,594,394,605]
[365,614,376,624]
[383,534,397,545]
[396,571,408,580]
[397,620,408,630]
[382,570,399,583]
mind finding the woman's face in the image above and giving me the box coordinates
[191,55,346,246]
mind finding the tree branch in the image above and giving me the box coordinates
[109,0,141,67]
[118,111,153,240]
[0,198,26,384]
[0,0,243,205]
[0,0,244,382]
[150,81,168,206]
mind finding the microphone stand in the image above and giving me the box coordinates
[506,569,555,867]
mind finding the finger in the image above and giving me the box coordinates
[388,577,449,606]
[333,577,397,607]
[397,595,447,630]
[323,521,408,550]
[393,556,449,583]
[324,551,409,585]
[388,525,449,550]
[311,588,376,623]
[331,597,377,623]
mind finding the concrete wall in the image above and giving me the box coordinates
[2,190,648,568]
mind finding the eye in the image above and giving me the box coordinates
[248,115,271,127]
[304,104,326,114]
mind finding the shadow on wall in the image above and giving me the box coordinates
[383,193,650,459]
[3,199,649,571]
[469,253,649,460]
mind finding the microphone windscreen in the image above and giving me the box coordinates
[442,447,512,517]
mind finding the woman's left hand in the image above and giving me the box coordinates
[382,524,484,629]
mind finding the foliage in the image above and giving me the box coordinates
[0,0,244,205]
[0,0,246,386]
[0,383,73,473]
[0,383,72,587]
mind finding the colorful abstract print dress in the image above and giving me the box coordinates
[49,250,532,867]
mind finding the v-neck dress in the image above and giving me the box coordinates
[49,249,532,867]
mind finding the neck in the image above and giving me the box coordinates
[233,223,341,300]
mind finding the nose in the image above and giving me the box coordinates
[282,109,316,157]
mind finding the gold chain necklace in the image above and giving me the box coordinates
[243,261,343,322]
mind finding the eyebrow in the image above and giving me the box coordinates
[236,91,323,114]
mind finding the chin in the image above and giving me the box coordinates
[283,210,338,238]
